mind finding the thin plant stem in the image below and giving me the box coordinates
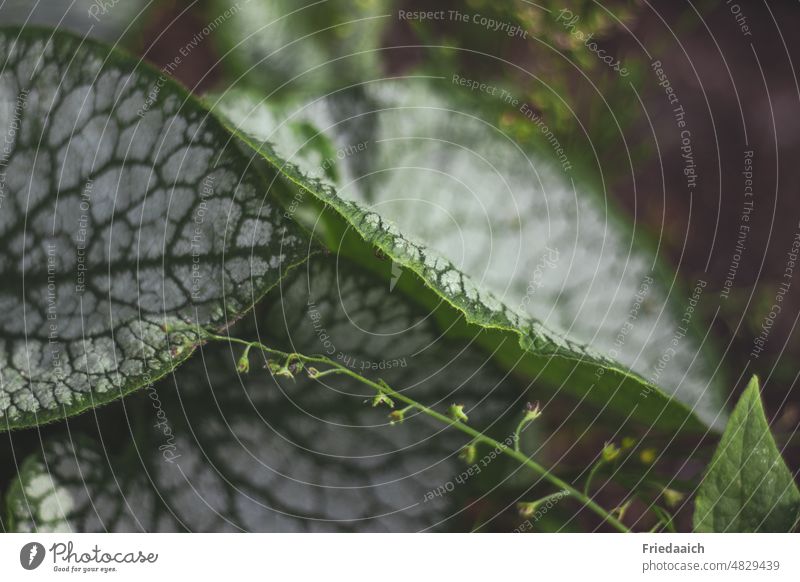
[524,490,570,508]
[584,459,605,497]
[183,328,630,533]
[513,416,527,453]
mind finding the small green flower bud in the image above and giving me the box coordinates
[522,401,542,423]
[661,488,685,508]
[459,443,477,464]
[389,409,405,424]
[639,448,657,464]
[267,361,294,378]
[237,353,250,374]
[601,442,621,463]
[449,404,469,423]
[372,392,394,408]
[517,501,538,518]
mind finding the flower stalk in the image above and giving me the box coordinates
[180,326,631,533]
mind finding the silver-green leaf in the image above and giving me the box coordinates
[0,27,308,430]
[210,83,727,432]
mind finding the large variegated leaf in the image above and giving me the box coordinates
[209,84,727,432]
[0,28,308,430]
[0,26,723,434]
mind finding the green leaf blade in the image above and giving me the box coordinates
[693,376,800,532]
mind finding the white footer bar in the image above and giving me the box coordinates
[1,533,797,580]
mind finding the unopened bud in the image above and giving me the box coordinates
[639,448,657,465]
[601,442,621,463]
[459,443,477,464]
[372,392,394,408]
[522,401,542,423]
[449,404,469,423]
[517,501,538,518]
[267,361,294,378]
[661,488,685,508]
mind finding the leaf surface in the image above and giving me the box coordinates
[0,27,726,433]
[211,83,726,432]
[0,27,308,429]
[693,377,800,532]
[4,256,519,532]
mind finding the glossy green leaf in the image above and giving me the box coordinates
[693,377,800,532]
[0,27,308,430]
